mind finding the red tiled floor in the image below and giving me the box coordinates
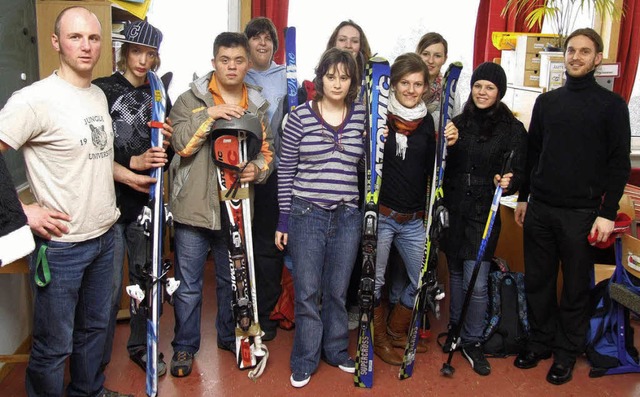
[2,260,639,397]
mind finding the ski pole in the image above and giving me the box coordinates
[441,150,514,377]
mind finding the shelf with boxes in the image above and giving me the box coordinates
[498,33,559,89]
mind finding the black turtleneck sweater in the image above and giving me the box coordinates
[518,70,631,220]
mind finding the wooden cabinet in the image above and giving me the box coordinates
[35,0,113,79]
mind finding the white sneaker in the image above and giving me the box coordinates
[290,372,311,388]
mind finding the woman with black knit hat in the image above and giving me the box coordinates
[441,61,527,376]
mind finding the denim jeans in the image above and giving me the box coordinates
[103,221,150,369]
[172,222,233,353]
[448,258,490,344]
[387,246,409,305]
[374,215,426,308]
[26,228,114,397]
[288,197,361,374]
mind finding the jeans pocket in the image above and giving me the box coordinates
[290,197,313,217]
[43,240,78,251]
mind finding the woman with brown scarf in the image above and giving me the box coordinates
[372,53,458,365]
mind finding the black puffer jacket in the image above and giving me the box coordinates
[441,103,527,262]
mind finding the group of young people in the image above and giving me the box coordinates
[0,5,631,396]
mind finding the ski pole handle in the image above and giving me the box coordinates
[501,150,514,176]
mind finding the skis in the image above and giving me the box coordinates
[354,57,390,389]
[213,125,268,380]
[284,26,298,112]
[441,150,514,377]
[399,62,463,380]
[126,71,179,397]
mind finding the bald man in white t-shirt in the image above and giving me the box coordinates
[0,6,149,397]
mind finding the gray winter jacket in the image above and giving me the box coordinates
[169,71,273,230]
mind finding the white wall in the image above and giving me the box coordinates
[289,0,480,84]
[145,1,230,102]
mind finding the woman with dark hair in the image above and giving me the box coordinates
[373,53,458,365]
[299,20,372,103]
[275,48,365,388]
[441,62,527,376]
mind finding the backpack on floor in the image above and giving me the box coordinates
[586,262,640,377]
[482,259,530,357]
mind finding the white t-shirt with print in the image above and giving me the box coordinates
[0,72,119,242]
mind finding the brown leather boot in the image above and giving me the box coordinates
[387,304,428,353]
[373,305,403,365]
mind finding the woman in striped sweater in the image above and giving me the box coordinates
[275,47,365,388]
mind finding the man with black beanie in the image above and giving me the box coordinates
[514,28,631,385]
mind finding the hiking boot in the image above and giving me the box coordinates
[170,351,194,377]
[373,305,402,365]
[387,303,427,353]
[98,388,133,397]
[129,349,167,377]
[290,371,311,388]
[462,342,491,376]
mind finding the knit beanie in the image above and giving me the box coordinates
[471,62,507,99]
[0,152,35,267]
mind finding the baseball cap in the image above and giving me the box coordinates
[117,21,163,49]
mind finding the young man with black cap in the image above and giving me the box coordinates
[442,61,527,376]
[243,16,287,341]
[0,6,140,396]
[168,31,273,377]
[514,27,631,385]
[93,20,172,377]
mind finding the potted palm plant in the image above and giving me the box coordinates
[501,0,625,49]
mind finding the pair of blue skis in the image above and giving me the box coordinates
[126,71,179,397]
[354,57,391,388]
[353,62,463,387]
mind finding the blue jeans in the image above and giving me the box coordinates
[374,215,426,308]
[288,197,361,374]
[172,222,233,353]
[103,221,150,369]
[448,258,490,344]
[26,229,114,397]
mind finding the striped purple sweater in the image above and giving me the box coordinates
[277,100,365,233]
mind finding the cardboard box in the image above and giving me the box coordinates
[517,35,558,53]
[524,52,541,70]
[522,70,540,87]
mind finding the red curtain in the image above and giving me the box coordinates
[251,0,290,65]
[613,0,640,102]
[473,0,544,68]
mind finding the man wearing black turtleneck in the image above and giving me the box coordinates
[512,28,631,385]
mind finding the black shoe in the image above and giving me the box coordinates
[129,349,167,377]
[262,326,277,342]
[462,342,491,376]
[99,388,133,397]
[514,350,552,369]
[546,362,574,385]
[217,340,235,354]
